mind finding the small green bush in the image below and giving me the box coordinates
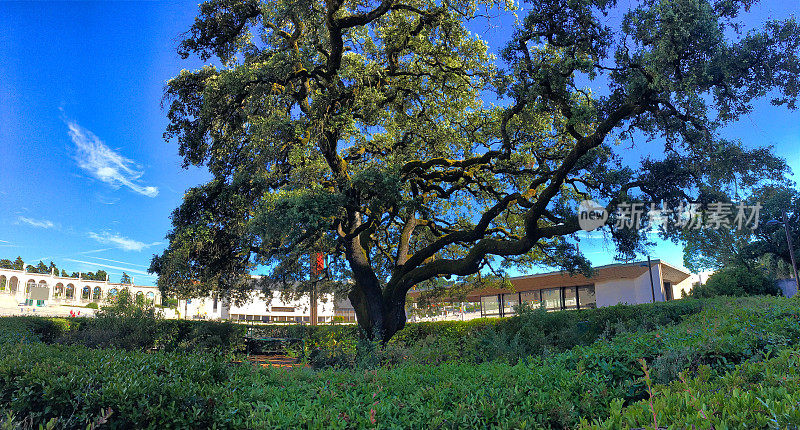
[581,347,800,429]
[692,265,781,297]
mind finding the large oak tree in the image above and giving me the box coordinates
[151,0,799,341]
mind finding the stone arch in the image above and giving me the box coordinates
[9,276,18,294]
[146,291,155,303]
[135,291,144,303]
[26,279,36,293]
[81,286,91,300]
[38,280,48,289]
[92,287,102,301]
[54,283,64,298]
[66,284,75,299]
[107,288,118,300]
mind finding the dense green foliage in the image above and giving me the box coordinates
[582,348,800,429]
[683,185,800,276]
[1,297,800,428]
[0,316,245,355]
[0,257,24,271]
[261,298,709,367]
[692,265,781,297]
[153,0,800,342]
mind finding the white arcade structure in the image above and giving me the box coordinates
[0,266,162,308]
[0,264,357,324]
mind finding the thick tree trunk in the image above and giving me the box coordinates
[348,277,407,343]
[342,208,408,342]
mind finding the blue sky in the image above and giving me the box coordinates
[0,1,798,285]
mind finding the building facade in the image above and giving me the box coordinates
[468,260,694,318]
[178,291,358,324]
[0,267,162,307]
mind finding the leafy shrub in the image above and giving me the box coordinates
[0,340,612,429]
[0,317,73,344]
[581,347,800,429]
[1,297,799,428]
[85,302,99,309]
[692,265,781,297]
[277,298,709,368]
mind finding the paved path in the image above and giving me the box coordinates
[0,299,97,317]
[238,355,307,369]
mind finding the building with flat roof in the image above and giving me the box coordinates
[0,266,162,308]
[467,260,694,318]
[177,291,358,324]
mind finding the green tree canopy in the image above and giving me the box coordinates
[682,185,799,277]
[26,261,50,275]
[120,272,132,284]
[691,265,781,297]
[152,0,800,341]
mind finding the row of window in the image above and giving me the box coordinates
[480,285,597,317]
[228,314,333,323]
[334,309,358,322]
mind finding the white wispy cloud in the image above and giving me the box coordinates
[64,258,151,276]
[67,120,159,197]
[87,231,161,252]
[86,256,150,268]
[17,216,56,229]
[78,248,113,255]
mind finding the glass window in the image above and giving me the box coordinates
[541,288,561,311]
[502,293,519,316]
[578,285,596,309]
[563,287,578,310]
[520,290,541,309]
[663,282,673,301]
[480,295,500,316]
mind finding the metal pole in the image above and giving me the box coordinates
[647,256,656,303]
[783,211,799,293]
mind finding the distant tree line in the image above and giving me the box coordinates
[0,256,132,283]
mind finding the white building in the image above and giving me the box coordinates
[0,266,162,307]
[178,290,357,324]
[0,263,359,323]
[467,259,696,317]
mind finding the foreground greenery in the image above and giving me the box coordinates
[153,0,800,342]
[1,296,800,428]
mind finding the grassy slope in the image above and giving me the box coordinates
[0,296,798,429]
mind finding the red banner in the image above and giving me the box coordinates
[312,253,325,276]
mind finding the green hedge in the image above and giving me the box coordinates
[0,297,710,366]
[1,297,798,428]
[288,298,709,367]
[0,316,247,354]
[0,300,714,367]
[581,347,800,429]
[0,342,611,429]
[0,316,72,344]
